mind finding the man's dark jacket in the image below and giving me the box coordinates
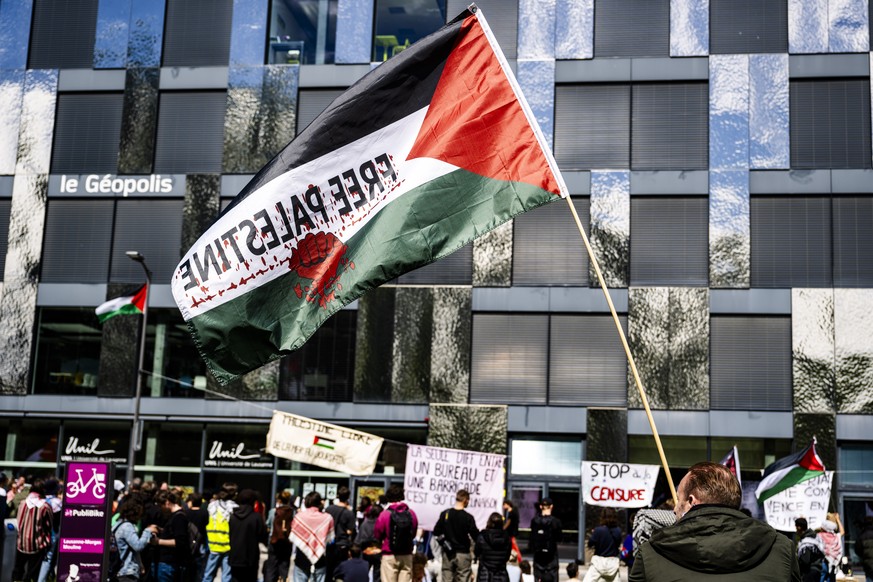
[628,505,800,582]
[229,504,268,568]
[857,522,873,575]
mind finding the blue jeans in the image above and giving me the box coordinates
[158,562,185,582]
[37,530,59,582]
[293,564,326,582]
[203,551,232,582]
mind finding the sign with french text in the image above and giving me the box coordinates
[57,462,113,582]
[762,471,833,532]
[266,410,383,475]
[582,461,659,508]
[403,444,505,530]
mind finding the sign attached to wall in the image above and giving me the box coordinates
[266,410,384,475]
[205,439,273,469]
[60,435,128,464]
[57,461,113,582]
[403,444,505,530]
[762,471,833,532]
[582,461,660,508]
[48,174,185,196]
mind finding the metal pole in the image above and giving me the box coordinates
[125,254,151,486]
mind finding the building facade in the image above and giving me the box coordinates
[0,0,872,563]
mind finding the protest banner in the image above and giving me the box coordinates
[582,461,659,508]
[266,410,383,475]
[404,444,505,529]
[57,462,113,582]
[762,471,833,532]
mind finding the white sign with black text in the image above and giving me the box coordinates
[762,472,833,532]
[582,461,660,508]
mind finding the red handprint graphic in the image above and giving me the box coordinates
[287,231,353,308]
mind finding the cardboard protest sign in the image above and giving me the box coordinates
[404,444,505,530]
[762,471,833,532]
[582,461,659,508]
[266,410,383,475]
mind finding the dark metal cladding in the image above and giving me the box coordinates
[391,287,433,403]
[472,221,513,286]
[430,287,472,404]
[354,287,396,401]
[118,68,159,174]
[428,403,508,455]
[587,408,629,463]
[182,174,221,255]
[94,0,131,69]
[97,283,139,396]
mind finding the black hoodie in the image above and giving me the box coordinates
[229,504,268,568]
[628,505,800,582]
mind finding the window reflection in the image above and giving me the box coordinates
[32,308,102,395]
[510,439,582,477]
[279,310,356,401]
[373,0,446,61]
[144,309,207,398]
[269,0,338,64]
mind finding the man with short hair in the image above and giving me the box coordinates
[629,462,801,581]
[326,486,357,580]
[433,489,479,582]
[374,484,418,582]
[529,498,562,582]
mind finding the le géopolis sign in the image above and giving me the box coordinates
[49,174,185,196]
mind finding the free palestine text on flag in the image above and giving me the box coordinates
[172,6,568,383]
[96,284,147,323]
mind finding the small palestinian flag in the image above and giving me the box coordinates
[172,5,568,384]
[719,445,741,487]
[755,439,825,503]
[96,285,147,323]
[313,436,336,450]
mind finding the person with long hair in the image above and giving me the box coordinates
[475,513,512,582]
[583,508,621,582]
[114,498,159,581]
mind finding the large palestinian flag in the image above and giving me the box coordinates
[172,6,568,384]
[755,439,826,503]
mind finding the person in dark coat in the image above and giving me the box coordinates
[475,513,512,582]
[229,489,269,582]
[629,462,800,582]
[857,516,873,582]
[334,544,370,582]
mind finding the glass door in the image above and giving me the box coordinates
[508,482,581,561]
[841,494,873,571]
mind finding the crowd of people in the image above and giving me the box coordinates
[1,463,871,582]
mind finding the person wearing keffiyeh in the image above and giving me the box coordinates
[290,491,335,582]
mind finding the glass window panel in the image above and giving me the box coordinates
[51,93,124,174]
[554,85,630,170]
[840,444,873,487]
[269,0,338,65]
[594,0,669,58]
[136,422,203,467]
[471,314,548,405]
[109,199,184,284]
[513,197,590,286]
[709,438,792,473]
[297,89,344,134]
[628,435,707,468]
[162,0,233,67]
[154,92,227,174]
[279,309,356,402]
[510,439,582,477]
[833,197,873,287]
[28,0,99,69]
[0,419,59,470]
[631,83,708,171]
[41,200,114,283]
[373,0,447,62]
[142,308,207,399]
[32,308,103,396]
[710,0,788,54]
[509,485,543,534]
[0,199,12,280]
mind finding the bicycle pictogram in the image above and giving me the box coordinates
[66,467,106,500]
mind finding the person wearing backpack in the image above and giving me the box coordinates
[326,486,357,580]
[433,489,479,582]
[228,489,268,582]
[153,489,194,582]
[203,483,239,582]
[373,484,418,582]
[264,490,295,582]
[112,497,160,581]
[528,498,562,582]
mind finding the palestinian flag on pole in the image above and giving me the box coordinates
[172,5,568,384]
[755,439,826,503]
[96,285,147,323]
[719,445,741,487]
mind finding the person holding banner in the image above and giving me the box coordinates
[433,490,479,582]
[628,462,800,582]
[474,512,512,582]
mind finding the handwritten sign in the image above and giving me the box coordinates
[57,462,113,582]
[582,461,659,508]
[404,444,505,530]
[762,471,833,532]
[266,410,383,475]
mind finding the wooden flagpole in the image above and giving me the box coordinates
[563,196,678,506]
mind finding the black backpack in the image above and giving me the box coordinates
[388,508,414,555]
[530,516,553,554]
[187,520,203,558]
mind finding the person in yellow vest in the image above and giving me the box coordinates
[202,483,238,582]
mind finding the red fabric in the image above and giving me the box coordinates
[407,15,561,196]
[17,495,52,553]
[289,507,334,563]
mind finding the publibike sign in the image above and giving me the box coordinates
[57,462,113,581]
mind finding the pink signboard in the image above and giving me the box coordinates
[56,462,113,582]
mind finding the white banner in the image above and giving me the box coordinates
[266,410,383,476]
[582,461,659,508]
[762,471,833,532]
[403,444,505,530]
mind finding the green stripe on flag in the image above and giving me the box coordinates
[186,168,557,384]
[97,302,144,323]
[757,466,824,502]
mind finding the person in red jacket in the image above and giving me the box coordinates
[12,479,53,582]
